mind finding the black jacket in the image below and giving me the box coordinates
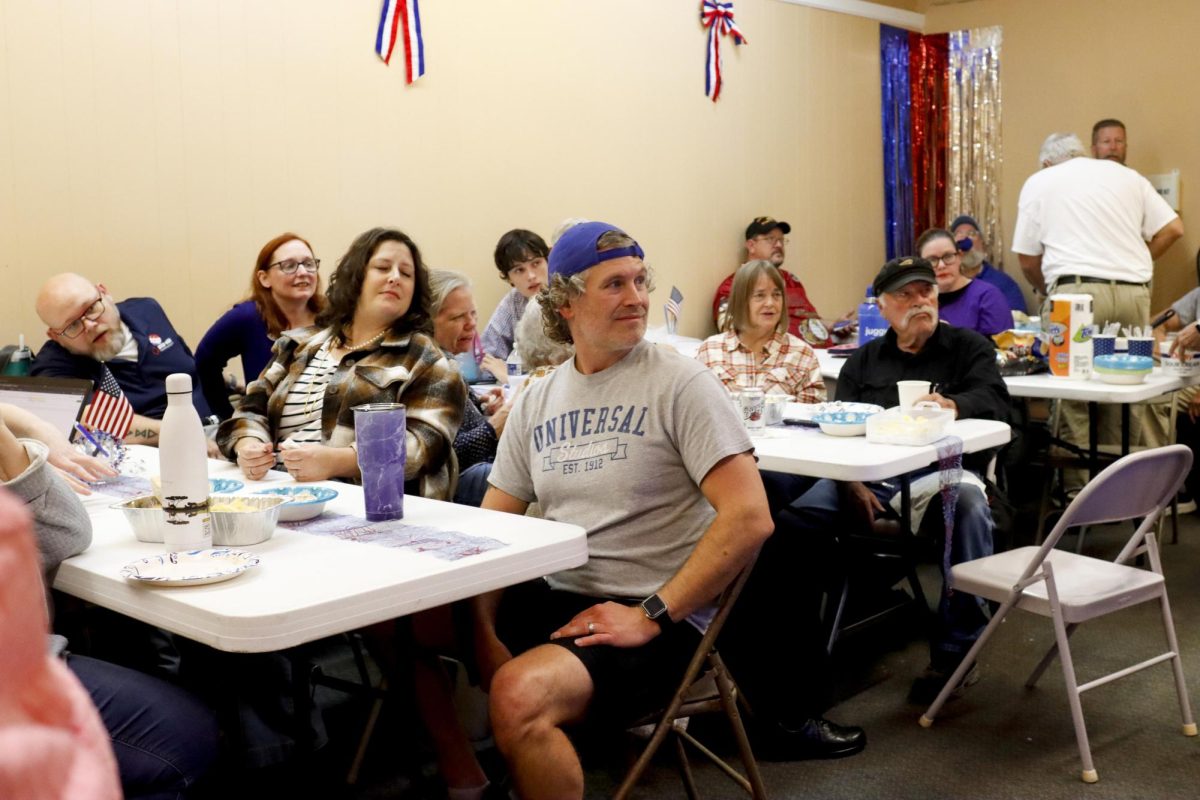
[836,322,1009,423]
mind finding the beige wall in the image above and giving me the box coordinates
[925,0,1198,312]
[0,0,887,352]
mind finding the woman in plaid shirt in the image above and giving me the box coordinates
[695,260,826,404]
[217,227,465,500]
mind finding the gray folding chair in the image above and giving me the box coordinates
[918,445,1197,783]
[614,555,767,800]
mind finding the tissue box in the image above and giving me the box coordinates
[865,406,954,446]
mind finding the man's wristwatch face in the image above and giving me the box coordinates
[641,593,668,621]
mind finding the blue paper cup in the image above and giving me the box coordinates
[1092,334,1116,358]
[1128,337,1154,359]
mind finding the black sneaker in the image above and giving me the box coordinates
[908,662,980,706]
[751,717,867,762]
[1177,492,1197,515]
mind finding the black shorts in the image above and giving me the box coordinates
[497,579,703,727]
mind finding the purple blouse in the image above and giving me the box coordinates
[937,279,1012,338]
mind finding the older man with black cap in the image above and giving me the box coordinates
[473,221,862,799]
[713,216,837,347]
[786,256,1009,703]
[950,214,1028,314]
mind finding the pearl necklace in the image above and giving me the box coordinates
[338,327,389,352]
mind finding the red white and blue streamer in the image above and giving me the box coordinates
[701,1,746,102]
[376,0,425,84]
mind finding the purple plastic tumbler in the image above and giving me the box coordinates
[352,403,407,521]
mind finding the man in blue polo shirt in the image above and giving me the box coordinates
[33,273,213,445]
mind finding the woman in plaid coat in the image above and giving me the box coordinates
[217,227,465,500]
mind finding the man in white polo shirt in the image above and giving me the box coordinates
[1013,131,1183,461]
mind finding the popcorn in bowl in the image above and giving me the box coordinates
[865,403,954,446]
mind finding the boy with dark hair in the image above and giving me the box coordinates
[481,229,549,369]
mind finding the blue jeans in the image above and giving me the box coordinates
[454,461,493,507]
[68,654,218,800]
[791,474,994,668]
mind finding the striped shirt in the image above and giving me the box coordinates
[277,340,337,448]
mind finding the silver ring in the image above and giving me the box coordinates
[587,622,596,634]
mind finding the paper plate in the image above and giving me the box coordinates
[120,549,260,587]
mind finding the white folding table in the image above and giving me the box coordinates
[816,349,846,382]
[56,448,587,654]
[1004,369,1185,476]
[752,417,1010,482]
[752,413,1010,534]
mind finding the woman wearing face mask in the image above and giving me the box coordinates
[196,233,326,419]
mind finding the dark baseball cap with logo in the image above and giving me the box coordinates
[745,216,792,239]
[873,256,936,296]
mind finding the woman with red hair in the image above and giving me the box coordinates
[196,233,326,418]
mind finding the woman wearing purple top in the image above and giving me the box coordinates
[917,227,1012,338]
[195,232,325,419]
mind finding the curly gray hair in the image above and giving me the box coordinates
[516,297,575,368]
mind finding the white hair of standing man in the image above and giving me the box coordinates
[1038,133,1087,169]
[550,218,590,246]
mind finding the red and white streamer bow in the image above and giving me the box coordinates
[701,1,747,102]
[376,0,426,84]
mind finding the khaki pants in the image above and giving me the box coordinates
[1043,280,1167,488]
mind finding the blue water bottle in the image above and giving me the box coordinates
[857,288,888,346]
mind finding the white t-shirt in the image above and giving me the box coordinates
[1011,157,1177,285]
[489,339,753,600]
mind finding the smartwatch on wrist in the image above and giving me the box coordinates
[640,593,670,628]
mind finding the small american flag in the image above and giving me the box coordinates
[665,286,684,334]
[81,364,134,440]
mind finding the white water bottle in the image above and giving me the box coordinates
[159,373,211,551]
[506,339,525,377]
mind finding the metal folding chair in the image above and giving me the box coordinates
[919,445,1197,783]
[614,555,767,800]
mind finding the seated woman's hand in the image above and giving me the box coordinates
[481,354,509,384]
[479,387,505,416]
[234,438,275,481]
[46,439,117,494]
[279,443,347,483]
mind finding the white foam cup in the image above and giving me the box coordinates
[897,380,931,409]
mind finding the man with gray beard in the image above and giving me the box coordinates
[33,273,212,445]
[951,214,1027,314]
[784,256,1009,704]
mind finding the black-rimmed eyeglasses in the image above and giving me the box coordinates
[268,258,321,275]
[55,295,105,339]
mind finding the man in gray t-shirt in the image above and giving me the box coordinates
[474,222,860,797]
